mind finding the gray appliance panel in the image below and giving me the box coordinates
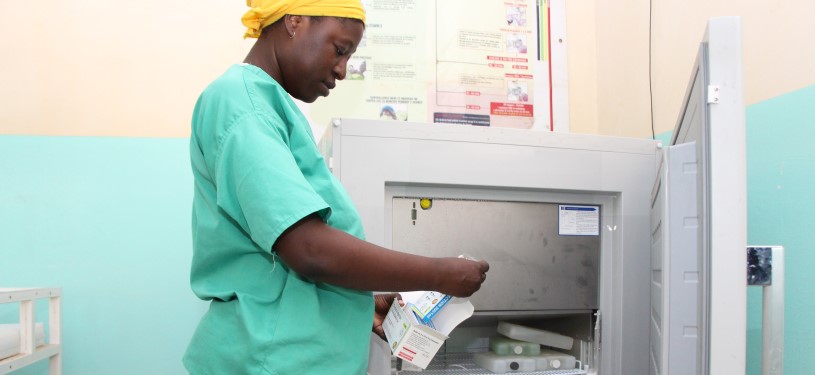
[392,197,599,312]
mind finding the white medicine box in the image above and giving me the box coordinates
[382,291,474,369]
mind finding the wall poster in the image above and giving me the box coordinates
[309,0,552,131]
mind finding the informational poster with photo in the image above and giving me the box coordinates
[309,0,547,131]
[432,0,537,128]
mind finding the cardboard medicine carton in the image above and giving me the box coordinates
[382,291,474,369]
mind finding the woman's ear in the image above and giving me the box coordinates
[284,15,304,39]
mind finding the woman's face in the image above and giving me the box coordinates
[281,17,364,103]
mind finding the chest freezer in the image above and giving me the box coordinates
[319,16,745,375]
[322,115,656,375]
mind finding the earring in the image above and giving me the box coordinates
[289,31,296,39]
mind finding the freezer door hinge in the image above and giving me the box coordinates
[707,85,720,104]
[594,310,601,344]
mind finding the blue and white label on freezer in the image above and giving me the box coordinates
[558,205,600,236]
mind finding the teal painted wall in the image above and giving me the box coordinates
[0,136,206,374]
[744,84,815,375]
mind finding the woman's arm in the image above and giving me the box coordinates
[273,214,489,297]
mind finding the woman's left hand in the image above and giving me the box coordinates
[372,293,402,340]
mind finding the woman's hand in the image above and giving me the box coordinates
[435,258,490,297]
[372,293,402,340]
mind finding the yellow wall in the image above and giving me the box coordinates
[2,1,813,139]
[563,0,599,135]
[0,1,251,138]
[566,0,815,137]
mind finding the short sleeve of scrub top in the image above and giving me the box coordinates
[214,108,331,252]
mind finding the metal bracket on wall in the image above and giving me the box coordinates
[747,247,772,286]
[707,85,720,104]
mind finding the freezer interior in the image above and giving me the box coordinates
[389,196,602,374]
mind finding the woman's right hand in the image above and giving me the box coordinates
[436,258,490,297]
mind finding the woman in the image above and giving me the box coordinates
[183,1,490,374]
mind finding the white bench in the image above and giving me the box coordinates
[0,288,61,375]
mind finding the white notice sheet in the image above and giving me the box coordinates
[558,205,600,236]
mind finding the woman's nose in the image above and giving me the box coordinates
[334,61,347,80]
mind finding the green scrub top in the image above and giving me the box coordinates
[184,63,374,375]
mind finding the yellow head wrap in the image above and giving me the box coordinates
[242,0,366,39]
